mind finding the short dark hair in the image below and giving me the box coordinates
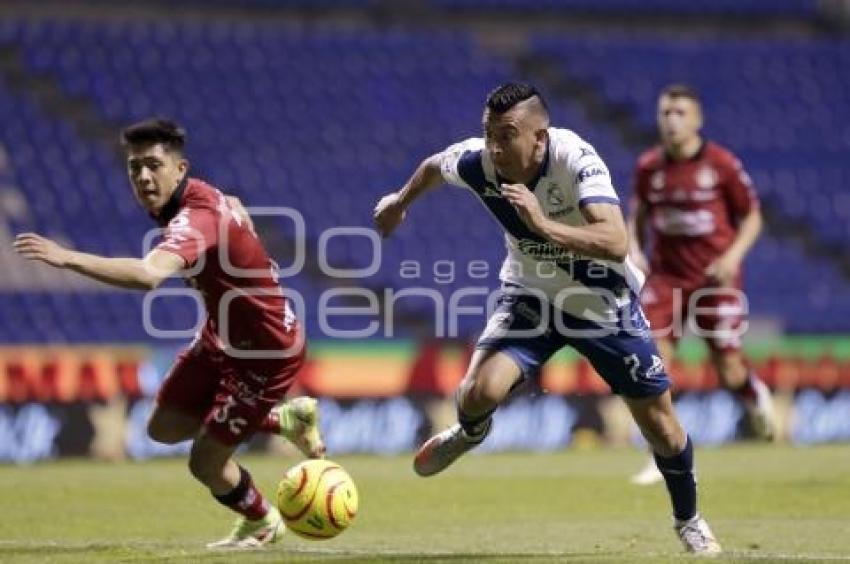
[486,82,548,114]
[660,84,701,104]
[120,118,186,153]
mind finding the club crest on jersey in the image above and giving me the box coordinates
[696,166,718,190]
[546,183,565,206]
[651,171,665,190]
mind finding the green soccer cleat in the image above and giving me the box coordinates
[275,397,326,459]
[206,506,285,549]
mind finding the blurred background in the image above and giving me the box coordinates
[0,0,848,463]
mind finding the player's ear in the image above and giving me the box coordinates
[534,127,549,144]
[534,127,549,150]
[694,103,704,130]
[177,157,190,175]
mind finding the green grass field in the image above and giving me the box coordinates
[1,444,849,563]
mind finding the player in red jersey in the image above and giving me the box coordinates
[13,119,325,548]
[628,85,776,485]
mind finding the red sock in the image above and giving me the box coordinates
[256,411,280,434]
[213,466,270,520]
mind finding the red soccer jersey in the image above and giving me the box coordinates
[154,177,296,353]
[632,141,759,286]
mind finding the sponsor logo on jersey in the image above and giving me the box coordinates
[692,189,718,202]
[653,208,716,236]
[578,147,597,159]
[517,239,576,261]
[576,165,607,184]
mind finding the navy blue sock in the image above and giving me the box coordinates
[456,395,494,443]
[653,436,697,522]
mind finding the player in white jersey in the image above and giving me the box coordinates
[373,83,720,554]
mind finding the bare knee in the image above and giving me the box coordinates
[147,415,183,444]
[457,350,522,416]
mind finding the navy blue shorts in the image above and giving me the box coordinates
[476,286,670,398]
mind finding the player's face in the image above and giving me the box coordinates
[657,95,702,148]
[483,107,544,183]
[126,143,188,214]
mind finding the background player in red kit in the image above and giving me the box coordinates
[628,85,776,485]
[13,119,324,548]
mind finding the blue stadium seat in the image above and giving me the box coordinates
[0,19,847,342]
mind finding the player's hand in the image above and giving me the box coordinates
[501,184,547,233]
[373,192,407,238]
[13,233,72,268]
[705,252,740,287]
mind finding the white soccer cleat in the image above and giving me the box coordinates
[206,506,285,549]
[630,456,664,486]
[744,377,776,441]
[676,514,722,555]
[413,423,488,477]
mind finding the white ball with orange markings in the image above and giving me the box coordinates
[275,459,359,540]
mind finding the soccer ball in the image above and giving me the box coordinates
[275,459,359,540]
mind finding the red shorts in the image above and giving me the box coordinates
[641,275,746,352]
[156,339,306,446]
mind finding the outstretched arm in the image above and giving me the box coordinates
[14,232,185,290]
[373,153,444,238]
[502,184,629,262]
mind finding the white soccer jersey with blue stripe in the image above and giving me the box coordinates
[439,127,645,321]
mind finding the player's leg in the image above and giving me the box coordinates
[624,391,721,554]
[413,349,522,477]
[414,288,557,477]
[569,325,720,554]
[696,289,776,439]
[631,274,681,485]
[200,353,304,548]
[710,348,775,440]
[190,430,284,549]
[148,348,218,444]
[629,335,675,485]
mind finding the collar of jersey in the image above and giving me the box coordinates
[663,138,707,163]
[154,174,189,226]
